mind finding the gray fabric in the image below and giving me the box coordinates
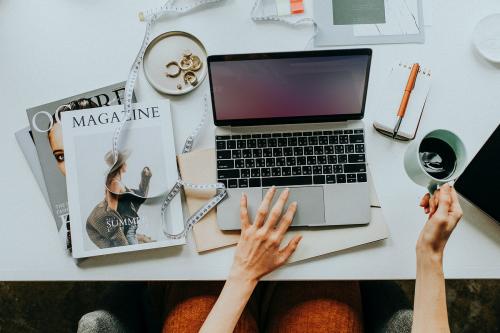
[77,310,129,333]
[360,281,413,333]
[382,309,413,333]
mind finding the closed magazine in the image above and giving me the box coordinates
[15,127,50,207]
[62,100,185,258]
[25,82,131,250]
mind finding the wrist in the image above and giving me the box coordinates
[228,266,259,288]
[227,273,258,295]
[416,245,443,267]
[416,237,445,262]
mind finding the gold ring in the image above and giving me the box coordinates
[179,57,193,71]
[183,71,198,86]
[189,55,202,71]
[165,61,181,78]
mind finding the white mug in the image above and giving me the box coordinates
[404,129,467,193]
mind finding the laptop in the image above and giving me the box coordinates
[208,49,373,230]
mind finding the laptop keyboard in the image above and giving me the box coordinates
[216,129,367,188]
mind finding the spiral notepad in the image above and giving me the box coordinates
[373,63,432,140]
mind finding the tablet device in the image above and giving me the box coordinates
[455,125,500,223]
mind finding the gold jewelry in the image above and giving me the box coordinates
[165,61,181,78]
[179,57,193,70]
[190,55,202,71]
[183,71,198,86]
[165,50,203,89]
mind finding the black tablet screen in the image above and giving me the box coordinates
[455,125,500,222]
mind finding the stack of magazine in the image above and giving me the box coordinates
[16,82,185,258]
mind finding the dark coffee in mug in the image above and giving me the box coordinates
[418,137,457,180]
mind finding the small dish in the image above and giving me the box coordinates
[473,14,500,63]
[143,31,208,95]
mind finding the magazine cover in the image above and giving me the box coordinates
[62,100,185,258]
[26,82,130,250]
[15,127,75,251]
[15,127,50,206]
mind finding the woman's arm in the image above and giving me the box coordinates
[137,167,152,197]
[200,187,302,333]
[107,179,124,211]
[412,184,463,333]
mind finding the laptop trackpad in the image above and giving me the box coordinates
[263,187,325,226]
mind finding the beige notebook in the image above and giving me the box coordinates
[178,149,390,263]
[177,149,240,252]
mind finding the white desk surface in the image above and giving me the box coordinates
[1,0,499,281]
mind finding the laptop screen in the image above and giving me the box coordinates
[208,49,372,126]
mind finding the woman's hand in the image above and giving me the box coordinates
[413,184,461,333]
[200,187,300,333]
[229,186,302,283]
[142,167,152,177]
[417,184,463,259]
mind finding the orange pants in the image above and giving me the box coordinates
[162,281,363,333]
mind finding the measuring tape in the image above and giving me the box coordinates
[109,0,317,240]
[250,0,314,25]
[160,95,228,240]
[250,0,318,48]
[161,180,227,239]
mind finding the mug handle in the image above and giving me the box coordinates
[428,183,439,195]
[428,180,456,195]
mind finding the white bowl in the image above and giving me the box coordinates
[473,14,500,63]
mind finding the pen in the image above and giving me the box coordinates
[393,63,420,139]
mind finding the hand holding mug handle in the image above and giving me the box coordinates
[418,183,463,257]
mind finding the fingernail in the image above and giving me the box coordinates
[292,201,298,207]
[284,188,290,194]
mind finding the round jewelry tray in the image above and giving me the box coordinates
[143,31,208,95]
